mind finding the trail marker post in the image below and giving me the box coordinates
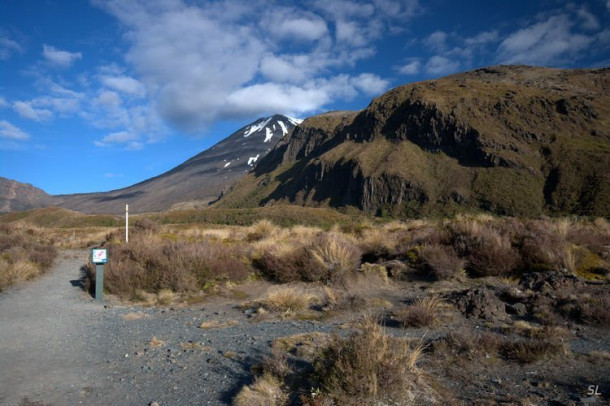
[91,248,107,302]
[125,204,129,243]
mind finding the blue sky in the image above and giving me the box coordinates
[1,0,609,195]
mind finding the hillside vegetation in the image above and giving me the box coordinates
[218,66,610,217]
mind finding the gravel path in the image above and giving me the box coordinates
[0,250,337,406]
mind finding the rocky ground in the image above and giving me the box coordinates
[0,249,608,406]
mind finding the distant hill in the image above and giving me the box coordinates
[0,178,56,214]
[218,66,610,217]
[0,114,301,214]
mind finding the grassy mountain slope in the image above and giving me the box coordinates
[218,66,610,217]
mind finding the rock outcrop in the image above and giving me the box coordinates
[219,66,610,217]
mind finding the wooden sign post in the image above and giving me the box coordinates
[125,204,129,243]
[91,248,108,302]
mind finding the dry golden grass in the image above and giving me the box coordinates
[588,350,610,362]
[260,285,318,316]
[198,319,239,329]
[395,295,446,328]
[310,316,438,404]
[120,312,149,321]
[0,224,58,290]
[272,332,331,359]
[149,336,165,348]
[233,373,288,406]
[0,260,39,288]
[156,289,176,306]
[236,315,440,405]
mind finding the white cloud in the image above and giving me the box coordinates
[397,60,421,75]
[0,96,8,108]
[94,90,122,108]
[223,82,331,117]
[0,34,23,60]
[100,75,146,97]
[92,0,410,132]
[425,56,460,76]
[260,54,315,83]
[313,0,375,19]
[374,0,422,19]
[352,73,389,95]
[576,7,600,31]
[13,101,53,121]
[94,131,142,149]
[34,96,81,116]
[42,45,82,68]
[424,31,448,52]
[465,30,499,46]
[267,14,329,42]
[497,14,593,65]
[0,120,29,140]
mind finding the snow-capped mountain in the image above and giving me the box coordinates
[221,115,303,170]
[43,114,301,214]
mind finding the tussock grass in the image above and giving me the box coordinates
[395,295,446,328]
[261,286,317,316]
[233,373,288,406]
[309,316,438,405]
[235,316,441,405]
[0,224,58,291]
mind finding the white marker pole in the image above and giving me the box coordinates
[125,204,129,243]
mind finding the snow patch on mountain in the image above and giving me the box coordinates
[286,116,303,126]
[264,127,273,143]
[277,120,288,136]
[248,155,260,166]
[243,117,272,137]
[224,162,231,168]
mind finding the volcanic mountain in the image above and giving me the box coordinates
[217,66,610,217]
[1,114,301,214]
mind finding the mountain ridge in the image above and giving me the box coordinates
[217,65,610,217]
[1,114,301,214]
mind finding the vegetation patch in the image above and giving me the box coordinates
[0,224,58,291]
[235,317,443,405]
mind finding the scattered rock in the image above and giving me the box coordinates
[520,271,585,294]
[506,302,528,316]
[449,287,508,321]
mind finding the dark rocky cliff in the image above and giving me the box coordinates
[219,66,610,217]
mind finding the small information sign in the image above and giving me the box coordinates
[92,249,108,264]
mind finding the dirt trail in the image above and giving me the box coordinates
[0,250,105,405]
[0,250,335,406]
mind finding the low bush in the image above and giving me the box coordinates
[254,232,361,285]
[99,233,252,298]
[419,244,465,280]
[450,222,518,277]
[500,339,567,364]
[517,220,570,272]
[431,329,503,358]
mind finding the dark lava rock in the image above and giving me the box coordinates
[449,287,508,321]
[520,271,585,294]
